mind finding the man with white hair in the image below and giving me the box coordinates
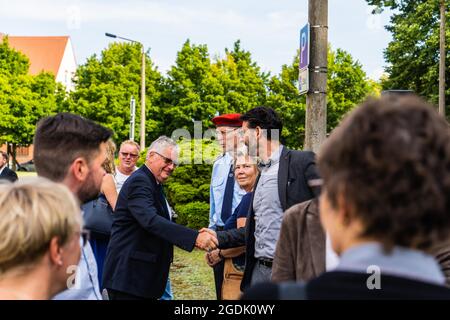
[103,136,218,300]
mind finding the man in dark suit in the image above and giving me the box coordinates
[0,151,18,182]
[103,136,218,300]
[203,106,320,291]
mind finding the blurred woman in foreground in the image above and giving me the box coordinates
[0,178,84,300]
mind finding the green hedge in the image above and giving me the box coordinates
[138,139,220,229]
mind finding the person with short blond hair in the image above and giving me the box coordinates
[0,178,84,300]
[115,140,140,193]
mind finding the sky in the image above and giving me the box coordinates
[0,0,392,80]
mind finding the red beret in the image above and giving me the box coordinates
[212,113,242,127]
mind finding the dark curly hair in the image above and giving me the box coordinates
[318,95,450,251]
[240,106,283,141]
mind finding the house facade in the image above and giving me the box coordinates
[0,34,77,164]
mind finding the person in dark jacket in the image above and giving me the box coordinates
[103,136,218,300]
[0,151,18,182]
[243,95,450,300]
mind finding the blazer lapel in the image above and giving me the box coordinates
[278,147,289,211]
[246,173,261,242]
[141,165,170,220]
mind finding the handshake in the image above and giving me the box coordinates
[195,228,218,252]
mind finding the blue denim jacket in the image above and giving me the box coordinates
[209,153,246,229]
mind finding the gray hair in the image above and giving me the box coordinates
[233,148,259,170]
[146,136,179,159]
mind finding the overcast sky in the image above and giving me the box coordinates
[0,0,392,80]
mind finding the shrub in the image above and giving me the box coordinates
[175,201,210,230]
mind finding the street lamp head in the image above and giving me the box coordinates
[105,32,117,38]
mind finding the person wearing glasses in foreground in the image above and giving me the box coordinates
[103,136,219,300]
[0,178,85,300]
[243,95,450,299]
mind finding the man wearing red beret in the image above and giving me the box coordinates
[208,113,246,299]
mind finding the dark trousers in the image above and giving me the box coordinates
[213,260,225,300]
[212,225,225,300]
[107,288,155,300]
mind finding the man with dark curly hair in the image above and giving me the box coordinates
[243,95,450,299]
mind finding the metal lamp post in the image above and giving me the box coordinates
[105,32,146,150]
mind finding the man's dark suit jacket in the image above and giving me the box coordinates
[217,146,320,290]
[0,166,18,182]
[102,165,198,299]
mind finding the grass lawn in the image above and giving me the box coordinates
[170,247,216,300]
[16,171,37,178]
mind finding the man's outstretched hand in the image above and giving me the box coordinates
[195,228,218,251]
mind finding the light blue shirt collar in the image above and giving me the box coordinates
[269,144,282,163]
[336,242,445,285]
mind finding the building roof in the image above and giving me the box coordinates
[1,35,69,76]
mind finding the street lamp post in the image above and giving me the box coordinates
[130,96,136,141]
[105,32,146,150]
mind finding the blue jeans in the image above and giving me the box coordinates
[160,278,173,300]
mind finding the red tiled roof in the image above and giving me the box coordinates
[1,35,69,76]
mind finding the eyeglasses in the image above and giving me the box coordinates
[79,229,90,247]
[308,179,323,188]
[120,152,139,159]
[236,128,247,137]
[153,151,179,167]
[216,128,239,136]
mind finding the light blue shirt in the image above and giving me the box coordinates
[336,242,445,285]
[53,212,102,300]
[209,153,246,229]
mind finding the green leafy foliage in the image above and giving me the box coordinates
[66,42,163,143]
[267,46,378,149]
[175,201,210,230]
[327,47,378,131]
[367,0,449,110]
[158,40,268,136]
